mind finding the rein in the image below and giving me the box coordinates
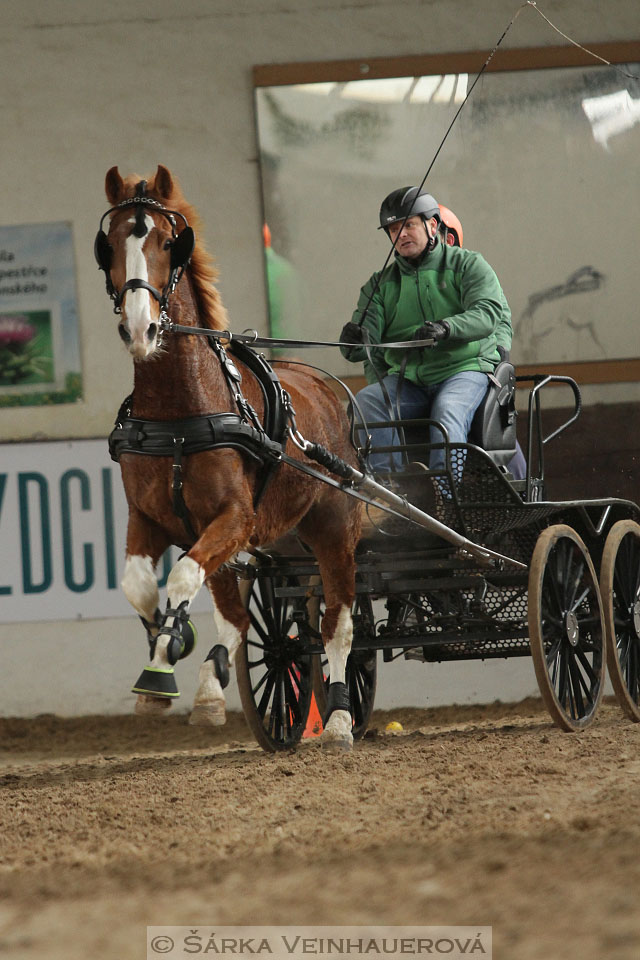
[158,317,436,351]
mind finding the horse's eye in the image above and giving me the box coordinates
[163,238,173,250]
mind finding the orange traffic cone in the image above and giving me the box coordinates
[303,692,323,738]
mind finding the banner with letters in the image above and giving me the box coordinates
[0,222,82,408]
[0,438,212,623]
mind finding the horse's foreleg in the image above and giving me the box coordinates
[122,553,161,626]
[154,505,253,726]
[130,552,205,710]
[121,514,173,715]
[190,569,250,727]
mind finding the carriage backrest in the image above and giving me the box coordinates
[468,360,517,468]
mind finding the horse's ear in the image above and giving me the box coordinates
[105,166,125,204]
[154,165,174,201]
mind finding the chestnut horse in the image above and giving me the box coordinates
[97,165,360,749]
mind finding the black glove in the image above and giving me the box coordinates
[412,320,450,344]
[340,321,365,346]
[497,345,510,362]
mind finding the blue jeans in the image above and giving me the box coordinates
[355,371,489,474]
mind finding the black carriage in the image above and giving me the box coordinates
[233,370,640,751]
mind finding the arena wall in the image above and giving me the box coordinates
[0,0,636,715]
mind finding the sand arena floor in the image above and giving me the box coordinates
[1,698,639,960]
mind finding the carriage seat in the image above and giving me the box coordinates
[468,360,517,469]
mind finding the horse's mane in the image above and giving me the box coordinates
[113,166,229,332]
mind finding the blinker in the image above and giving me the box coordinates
[169,226,195,272]
[94,229,113,273]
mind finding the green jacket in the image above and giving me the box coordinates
[342,243,508,385]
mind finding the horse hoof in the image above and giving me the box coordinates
[189,703,226,726]
[135,694,172,716]
[321,710,353,751]
[319,732,354,753]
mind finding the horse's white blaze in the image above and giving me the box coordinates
[323,603,353,685]
[124,213,156,356]
[121,554,159,625]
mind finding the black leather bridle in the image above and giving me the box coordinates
[94,180,195,314]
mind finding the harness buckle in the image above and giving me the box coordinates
[172,437,185,491]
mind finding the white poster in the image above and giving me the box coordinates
[0,222,82,408]
[0,438,212,624]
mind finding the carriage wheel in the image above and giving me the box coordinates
[600,519,640,721]
[310,595,377,739]
[528,524,605,731]
[236,568,313,752]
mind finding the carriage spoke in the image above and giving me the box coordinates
[257,671,276,718]
[566,555,585,614]
[545,562,565,619]
[268,676,283,739]
[237,571,314,751]
[283,668,303,724]
[571,649,595,702]
[248,611,271,646]
[574,646,598,687]
[626,642,640,703]
[613,563,632,610]
[250,668,271,698]
[576,614,601,630]
[617,633,631,668]
[544,636,562,669]
[568,652,586,716]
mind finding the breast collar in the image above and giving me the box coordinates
[108,339,292,545]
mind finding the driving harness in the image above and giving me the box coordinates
[108,336,292,547]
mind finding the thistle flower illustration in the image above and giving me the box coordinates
[0,314,36,346]
[0,314,50,386]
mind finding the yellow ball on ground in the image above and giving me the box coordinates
[385,720,403,733]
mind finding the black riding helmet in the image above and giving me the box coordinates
[378,186,440,230]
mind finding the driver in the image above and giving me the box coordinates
[340,186,507,475]
[438,203,526,482]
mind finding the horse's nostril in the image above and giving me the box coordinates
[118,322,132,344]
[147,323,157,342]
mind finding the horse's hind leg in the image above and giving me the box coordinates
[301,508,358,751]
[189,568,250,727]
